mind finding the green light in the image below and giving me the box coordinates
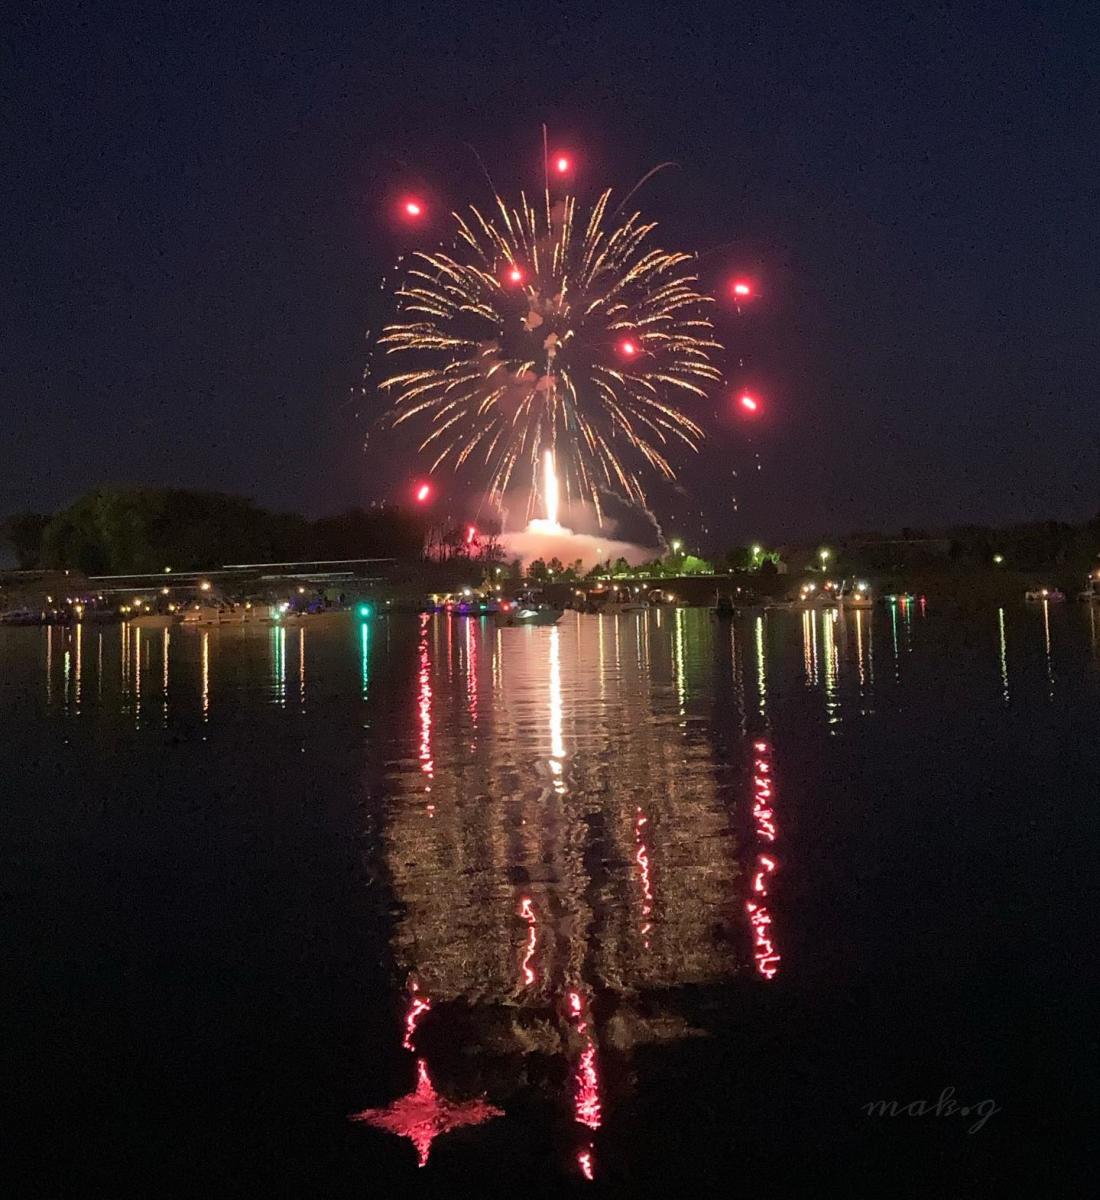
[357,603,373,619]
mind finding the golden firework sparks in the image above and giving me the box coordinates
[380,188,722,520]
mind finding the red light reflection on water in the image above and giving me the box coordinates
[465,618,478,728]
[519,897,538,987]
[403,983,431,1051]
[349,1056,503,1168]
[575,1044,601,1129]
[634,808,654,948]
[567,989,602,1180]
[418,615,433,776]
[349,980,503,1166]
[746,740,782,979]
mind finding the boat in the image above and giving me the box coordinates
[1025,587,1065,603]
[1077,573,1100,603]
[129,612,183,630]
[439,592,499,616]
[584,585,647,614]
[494,601,563,627]
[277,607,359,628]
[838,579,874,609]
[182,603,251,626]
[0,608,46,626]
[794,581,834,608]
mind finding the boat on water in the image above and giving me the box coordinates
[1024,587,1065,603]
[713,584,765,617]
[583,584,647,614]
[434,592,500,616]
[1077,573,1100,603]
[838,579,874,609]
[0,608,47,626]
[279,606,369,627]
[793,581,834,608]
[129,612,183,630]
[181,603,265,627]
[180,601,371,628]
[494,601,563,627]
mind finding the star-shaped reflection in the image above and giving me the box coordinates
[349,1058,504,1167]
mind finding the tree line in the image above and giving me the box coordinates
[1,488,430,574]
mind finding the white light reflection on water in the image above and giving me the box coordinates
[755,613,767,720]
[822,609,840,729]
[998,607,1010,706]
[162,627,170,726]
[201,630,210,724]
[548,623,564,787]
[1042,599,1054,700]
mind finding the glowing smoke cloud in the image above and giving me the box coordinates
[501,450,654,568]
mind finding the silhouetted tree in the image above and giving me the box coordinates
[1,512,50,568]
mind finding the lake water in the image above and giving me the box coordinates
[3,605,1096,1196]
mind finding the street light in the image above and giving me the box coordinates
[819,548,830,568]
[671,539,682,555]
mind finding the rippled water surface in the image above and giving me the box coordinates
[4,605,1096,1195]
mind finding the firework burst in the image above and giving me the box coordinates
[380,185,722,519]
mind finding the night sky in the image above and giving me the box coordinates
[5,1,1098,544]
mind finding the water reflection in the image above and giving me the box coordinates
[801,608,818,686]
[377,612,747,1178]
[1042,599,1055,699]
[271,624,287,707]
[299,627,307,711]
[998,608,1010,706]
[822,609,839,728]
[548,623,564,785]
[133,626,142,726]
[417,614,433,779]
[754,614,767,719]
[746,738,781,980]
[45,625,54,704]
[349,983,503,1167]
[162,627,170,725]
[25,605,1087,738]
[201,630,210,724]
[13,603,1099,1181]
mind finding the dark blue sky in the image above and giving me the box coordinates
[4,0,1098,543]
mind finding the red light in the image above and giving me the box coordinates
[739,393,759,413]
[732,280,752,297]
[619,338,638,358]
[554,154,571,174]
[507,265,524,284]
[415,483,432,503]
[466,524,477,545]
[402,198,423,218]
